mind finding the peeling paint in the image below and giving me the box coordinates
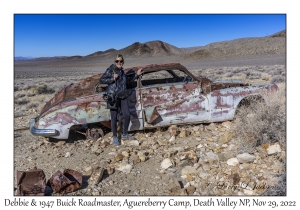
[31,63,278,139]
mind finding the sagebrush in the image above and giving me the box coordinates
[233,83,286,153]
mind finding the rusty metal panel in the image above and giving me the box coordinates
[47,169,82,194]
[16,168,46,196]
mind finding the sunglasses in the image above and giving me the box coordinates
[115,60,123,64]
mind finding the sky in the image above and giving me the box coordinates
[14,14,286,58]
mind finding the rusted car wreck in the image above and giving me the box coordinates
[30,63,278,140]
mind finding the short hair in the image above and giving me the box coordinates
[115,54,124,64]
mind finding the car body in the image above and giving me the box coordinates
[30,63,278,139]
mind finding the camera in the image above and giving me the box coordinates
[103,92,116,103]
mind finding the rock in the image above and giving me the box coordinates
[163,133,171,140]
[179,129,189,138]
[168,177,182,192]
[205,123,216,131]
[157,139,167,146]
[186,185,196,195]
[168,125,178,136]
[228,144,238,151]
[115,162,132,173]
[127,140,140,147]
[105,164,115,175]
[221,121,232,129]
[169,136,176,142]
[178,159,190,168]
[219,132,233,144]
[166,148,179,158]
[260,142,282,155]
[57,141,65,147]
[206,151,219,164]
[237,153,256,163]
[121,151,130,158]
[130,155,141,164]
[161,158,173,169]
[65,152,71,157]
[181,166,197,176]
[227,158,239,166]
[85,166,93,175]
[88,167,104,185]
[139,155,147,162]
[178,148,196,160]
[114,154,125,162]
[186,173,194,182]
[218,151,235,162]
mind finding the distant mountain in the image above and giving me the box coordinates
[16,29,285,62]
[14,56,34,60]
[188,30,286,59]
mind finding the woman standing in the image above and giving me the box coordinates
[100,54,142,145]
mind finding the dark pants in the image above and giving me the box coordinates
[110,98,131,137]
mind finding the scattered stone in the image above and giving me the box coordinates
[114,154,125,162]
[65,152,71,157]
[179,129,190,138]
[115,162,132,173]
[121,151,130,158]
[85,166,93,175]
[178,148,196,160]
[169,136,176,142]
[139,155,147,162]
[206,123,216,131]
[260,142,282,155]
[88,167,104,185]
[221,121,232,129]
[127,140,140,147]
[237,153,256,163]
[181,166,197,176]
[227,158,239,166]
[168,125,178,136]
[219,131,233,144]
[130,155,141,164]
[105,164,115,175]
[218,151,235,162]
[57,141,65,147]
[186,185,196,195]
[161,158,173,169]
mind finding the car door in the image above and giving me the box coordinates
[140,69,209,128]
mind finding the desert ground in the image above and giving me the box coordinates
[14,53,286,196]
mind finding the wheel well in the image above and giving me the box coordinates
[235,95,265,117]
[237,95,265,108]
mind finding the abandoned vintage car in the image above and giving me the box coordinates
[30,63,278,140]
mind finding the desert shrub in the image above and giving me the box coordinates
[271,75,285,84]
[233,86,286,153]
[37,85,55,94]
[261,73,271,81]
[250,72,261,77]
[14,86,20,92]
[227,73,234,77]
[27,102,39,109]
[15,93,25,99]
[15,98,30,105]
[27,93,36,97]
[261,174,286,196]
[269,69,282,76]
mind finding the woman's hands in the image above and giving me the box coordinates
[113,73,119,81]
[137,68,143,76]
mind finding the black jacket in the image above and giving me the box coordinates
[100,64,138,99]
